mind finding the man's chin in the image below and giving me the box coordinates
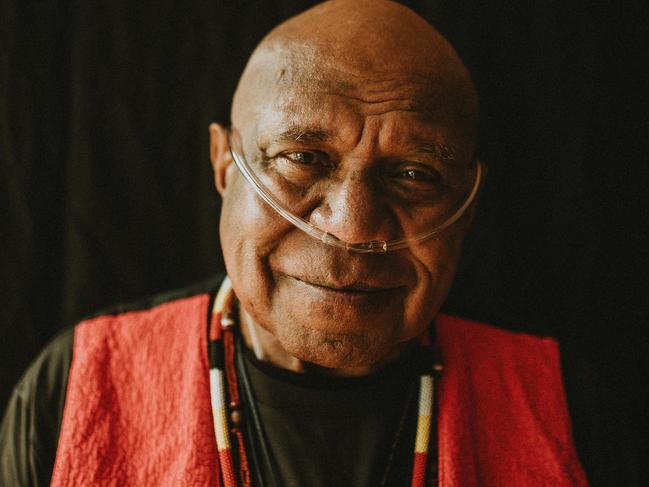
[274,324,402,373]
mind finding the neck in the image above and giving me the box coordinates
[238,306,410,378]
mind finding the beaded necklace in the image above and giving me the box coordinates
[207,277,441,487]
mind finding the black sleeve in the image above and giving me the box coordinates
[560,340,641,487]
[0,328,74,487]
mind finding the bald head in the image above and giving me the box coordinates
[232,0,477,156]
[212,0,481,373]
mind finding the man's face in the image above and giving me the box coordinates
[217,59,475,370]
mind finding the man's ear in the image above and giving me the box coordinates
[209,123,234,195]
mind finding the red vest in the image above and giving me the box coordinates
[51,293,587,486]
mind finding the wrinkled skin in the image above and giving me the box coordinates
[210,0,478,376]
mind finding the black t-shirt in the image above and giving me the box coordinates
[240,343,425,487]
[0,280,641,486]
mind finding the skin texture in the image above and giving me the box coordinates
[210,0,478,376]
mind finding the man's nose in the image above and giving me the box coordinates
[308,171,398,244]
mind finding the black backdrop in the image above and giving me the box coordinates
[2,0,647,464]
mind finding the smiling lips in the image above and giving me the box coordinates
[290,275,401,295]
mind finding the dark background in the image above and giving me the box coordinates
[2,0,647,467]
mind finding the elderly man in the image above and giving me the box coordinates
[0,1,638,486]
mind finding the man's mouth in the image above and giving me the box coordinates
[288,275,401,295]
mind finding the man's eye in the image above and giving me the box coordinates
[392,165,441,184]
[285,151,318,165]
[269,151,331,186]
[275,151,333,173]
[404,169,430,181]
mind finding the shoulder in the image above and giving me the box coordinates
[82,274,224,321]
[436,312,560,365]
[558,336,641,485]
[70,275,223,363]
[0,327,74,487]
[0,274,224,487]
[437,313,641,486]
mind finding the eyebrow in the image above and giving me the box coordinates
[270,126,332,144]
[415,142,458,162]
[264,126,458,163]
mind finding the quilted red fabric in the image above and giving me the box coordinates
[51,294,587,486]
[51,294,220,486]
[436,314,588,486]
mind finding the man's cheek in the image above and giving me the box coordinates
[229,182,268,230]
[237,197,299,255]
[399,243,459,338]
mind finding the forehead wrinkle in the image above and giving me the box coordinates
[270,69,453,130]
[322,91,419,113]
[275,60,442,109]
[279,59,437,92]
[265,87,444,137]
